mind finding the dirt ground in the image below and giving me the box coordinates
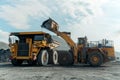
[0,62,120,80]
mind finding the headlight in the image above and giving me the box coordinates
[42,41,47,45]
[10,46,15,52]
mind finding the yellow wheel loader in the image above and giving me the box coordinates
[41,18,115,67]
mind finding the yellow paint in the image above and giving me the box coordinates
[19,31,46,35]
[103,47,115,57]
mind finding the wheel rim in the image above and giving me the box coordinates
[41,50,48,65]
[53,50,58,64]
[43,53,47,62]
[91,56,99,64]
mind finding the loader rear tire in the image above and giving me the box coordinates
[37,50,49,66]
[88,52,103,67]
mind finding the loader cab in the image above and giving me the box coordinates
[77,36,87,46]
[77,36,88,55]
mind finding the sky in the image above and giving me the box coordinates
[0,0,120,51]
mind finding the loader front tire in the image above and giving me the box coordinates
[88,52,103,67]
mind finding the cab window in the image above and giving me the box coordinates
[34,35,44,41]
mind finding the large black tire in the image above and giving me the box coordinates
[11,59,23,66]
[88,51,103,67]
[48,50,58,64]
[37,50,49,66]
[58,51,74,66]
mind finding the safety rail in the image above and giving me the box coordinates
[88,39,114,48]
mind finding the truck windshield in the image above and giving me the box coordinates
[34,35,44,41]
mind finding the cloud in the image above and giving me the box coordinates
[0,0,51,30]
[0,0,95,30]
[59,0,111,43]
[0,0,110,29]
[51,0,94,25]
[0,29,9,43]
[0,0,95,44]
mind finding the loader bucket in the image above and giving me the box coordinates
[41,18,59,32]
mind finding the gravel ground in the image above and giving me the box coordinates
[0,62,120,80]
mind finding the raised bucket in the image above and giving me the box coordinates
[41,18,59,32]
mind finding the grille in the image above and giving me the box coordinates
[17,43,29,56]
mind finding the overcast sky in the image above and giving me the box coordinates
[0,0,120,51]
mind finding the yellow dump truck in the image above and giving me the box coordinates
[41,18,115,66]
[9,31,59,66]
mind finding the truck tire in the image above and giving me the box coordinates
[58,51,73,66]
[53,50,58,64]
[88,52,103,67]
[48,50,58,64]
[37,50,49,66]
[11,59,23,66]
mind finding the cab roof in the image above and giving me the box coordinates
[10,31,49,36]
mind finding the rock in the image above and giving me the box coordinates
[0,49,11,62]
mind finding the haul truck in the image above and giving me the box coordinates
[9,31,59,66]
[41,18,115,66]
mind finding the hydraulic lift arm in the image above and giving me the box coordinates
[41,18,78,63]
